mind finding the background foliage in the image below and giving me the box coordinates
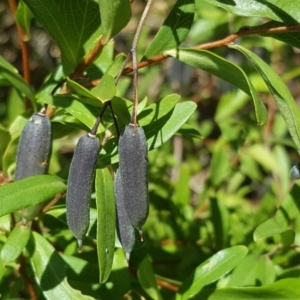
[1,0,300,299]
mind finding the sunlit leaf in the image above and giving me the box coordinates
[165,48,267,125]
[0,175,66,217]
[95,168,116,283]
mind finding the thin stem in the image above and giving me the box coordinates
[19,254,38,300]
[108,101,120,138]
[90,102,110,136]
[8,0,31,109]
[130,0,154,130]
[114,52,132,85]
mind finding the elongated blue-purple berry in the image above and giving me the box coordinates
[118,124,149,229]
[15,112,52,220]
[114,169,136,258]
[290,164,300,180]
[66,134,100,248]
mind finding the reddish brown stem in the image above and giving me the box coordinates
[73,35,106,75]
[8,0,31,109]
[19,254,38,300]
[121,24,300,75]
[156,278,179,292]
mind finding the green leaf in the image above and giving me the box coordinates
[139,94,181,127]
[200,278,300,299]
[0,56,35,108]
[227,255,276,287]
[0,256,5,282]
[3,115,28,175]
[29,232,95,299]
[0,175,66,217]
[90,73,116,102]
[145,101,197,150]
[39,95,99,131]
[95,168,116,283]
[1,225,31,263]
[15,0,31,38]
[137,255,162,300]
[0,126,10,170]
[99,0,131,44]
[203,0,298,22]
[230,44,300,155]
[165,48,267,125]
[144,0,195,58]
[23,0,102,74]
[176,245,248,300]
[106,53,127,78]
[254,182,300,241]
[62,255,99,283]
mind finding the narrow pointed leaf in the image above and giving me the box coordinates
[1,225,31,263]
[99,0,131,44]
[230,44,300,155]
[200,278,300,299]
[144,0,195,58]
[176,245,248,300]
[29,232,95,299]
[15,0,31,38]
[144,101,197,150]
[95,168,116,283]
[0,175,66,217]
[165,48,267,125]
[138,255,162,300]
[0,56,35,107]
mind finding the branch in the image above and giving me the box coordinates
[19,254,38,300]
[121,24,300,75]
[73,35,106,75]
[8,0,31,109]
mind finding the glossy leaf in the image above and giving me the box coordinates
[137,255,162,300]
[254,182,300,241]
[176,245,248,299]
[23,0,102,74]
[230,44,300,155]
[144,0,195,58]
[95,168,116,283]
[1,225,31,263]
[39,95,99,131]
[15,0,31,38]
[99,0,131,44]
[0,175,66,217]
[29,232,94,299]
[203,0,298,22]
[90,74,116,102]
[0,55,35,107]
[200,278,300,299]
[138,94,181,127]
[144,101,197,150]
[165,48,267,125]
